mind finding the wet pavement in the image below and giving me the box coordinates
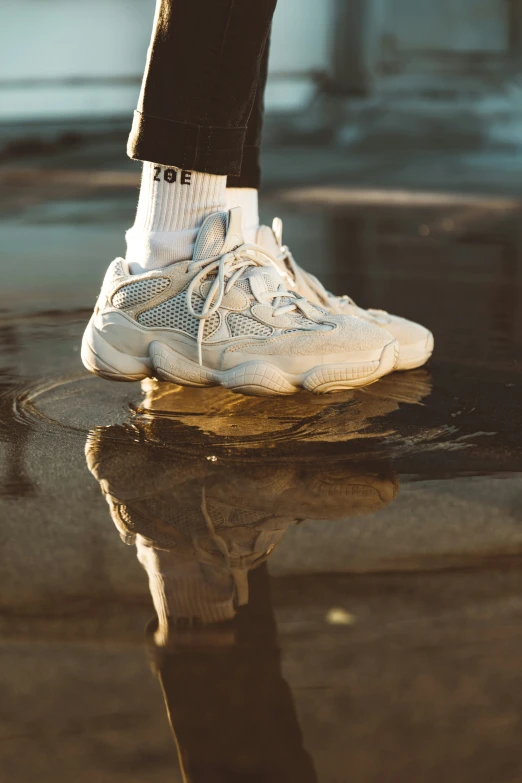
[1,145,522,782]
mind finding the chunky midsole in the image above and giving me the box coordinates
[150,339,399,395]
[87,310,395,375]
[150,341,395,384]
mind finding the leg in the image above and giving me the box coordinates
[83,0,399,395]
[126,0,277,272]
[128,0,277,176]
[224,34,271,241]
[156,564,319,782]
[227,32,270,190]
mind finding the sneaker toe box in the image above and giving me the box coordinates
[332,314,396,354]
[379,314,434,369]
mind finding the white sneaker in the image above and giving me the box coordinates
[258,218,434,371]
[82,207,398,396]
[86,424,398,632]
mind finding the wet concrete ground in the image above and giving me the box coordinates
[1,139,522,782]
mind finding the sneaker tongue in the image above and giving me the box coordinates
[192,207,244,261]
[245,265,283,294]
[256,224,296,285]
[256,225,281,258]
[245,266,297,310]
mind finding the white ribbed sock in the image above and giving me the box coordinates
[136,540,237,644]
[126,162,227,274]
[225,187,259,244]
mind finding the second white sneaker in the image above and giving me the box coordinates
[82,208,398,396]
[258,218,434,371]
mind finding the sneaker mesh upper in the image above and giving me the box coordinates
[234,279,252,294]
[138,290,220,339]
[262,274,279,292]
[112,278,169,308]
[227,313,273,338]
[229,507,264,526]
[171,504,209,535]
[193,213,227,260]
[119,501,208,549]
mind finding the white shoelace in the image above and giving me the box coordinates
[198,488,276,607]
[277,245,356,310]
[187,242,317,365]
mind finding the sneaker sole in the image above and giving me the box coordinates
[81,318,399,396]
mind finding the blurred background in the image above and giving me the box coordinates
[3,0,522,311]
[3,0,522,155]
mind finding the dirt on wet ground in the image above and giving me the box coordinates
[1,136,522,783]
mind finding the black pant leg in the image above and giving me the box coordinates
[128,0,277,177]
[226,32,271,189]
[155,564,318,782]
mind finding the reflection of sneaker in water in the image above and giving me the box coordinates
[257,218,434,371]
[134,367,433,448]
[82,207,398,396]
[86,428,398,636]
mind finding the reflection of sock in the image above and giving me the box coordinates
[225,188,259,244]
[136,539,237,634]
[126,162,227,274]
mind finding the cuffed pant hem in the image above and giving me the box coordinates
[226,145,261,189]
[127,111,247,176]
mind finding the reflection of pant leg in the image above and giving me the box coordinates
[156,564,318,782]
[128,0,278,177]
[236,563,319,782]
[226,33,271,190]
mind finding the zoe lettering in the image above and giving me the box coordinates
[153,166,192,185]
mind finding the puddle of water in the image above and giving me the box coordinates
[1,201,522,782]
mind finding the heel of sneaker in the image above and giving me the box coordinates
[81,317,152,382]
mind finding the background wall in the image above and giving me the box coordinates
[2,0,522,150]
[0,0,336,122]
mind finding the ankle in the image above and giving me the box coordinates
[126,162,227,272]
